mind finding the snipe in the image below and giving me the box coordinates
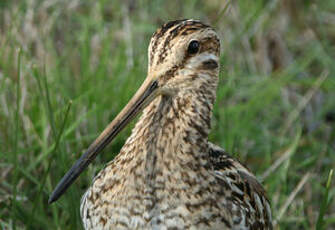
[49,19,272,230]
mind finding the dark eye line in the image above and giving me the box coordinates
[202,59,218,69]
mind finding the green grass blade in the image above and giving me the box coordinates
[11,47,22,230]
[316,169,334,230]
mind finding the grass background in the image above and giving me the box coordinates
[0,0,334,229]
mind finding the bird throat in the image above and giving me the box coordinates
[117,90,215,197]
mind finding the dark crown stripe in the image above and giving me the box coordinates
[150,20,186,57]
[150,20,212,66]
[153,20,209,66]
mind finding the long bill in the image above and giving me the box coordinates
[48,77,159,204]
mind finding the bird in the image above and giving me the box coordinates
[49,19,272,229]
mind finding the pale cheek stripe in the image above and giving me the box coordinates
[185,53,219,69]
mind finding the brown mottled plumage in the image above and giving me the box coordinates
[49,19,272,229]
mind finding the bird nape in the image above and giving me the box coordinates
[49,19,273,230]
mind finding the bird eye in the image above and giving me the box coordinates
[187,40,200,54]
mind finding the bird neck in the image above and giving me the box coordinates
[126,88,216,173]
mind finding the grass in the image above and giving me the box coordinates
[0,0,334,229]
[317,169,334,230]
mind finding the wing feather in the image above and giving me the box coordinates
[208,142,273,230]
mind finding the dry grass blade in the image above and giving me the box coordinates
[281,70,329,136]
[260,130,301,182]
[274,172,311,227]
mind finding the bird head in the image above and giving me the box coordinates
[148,19,220,95]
